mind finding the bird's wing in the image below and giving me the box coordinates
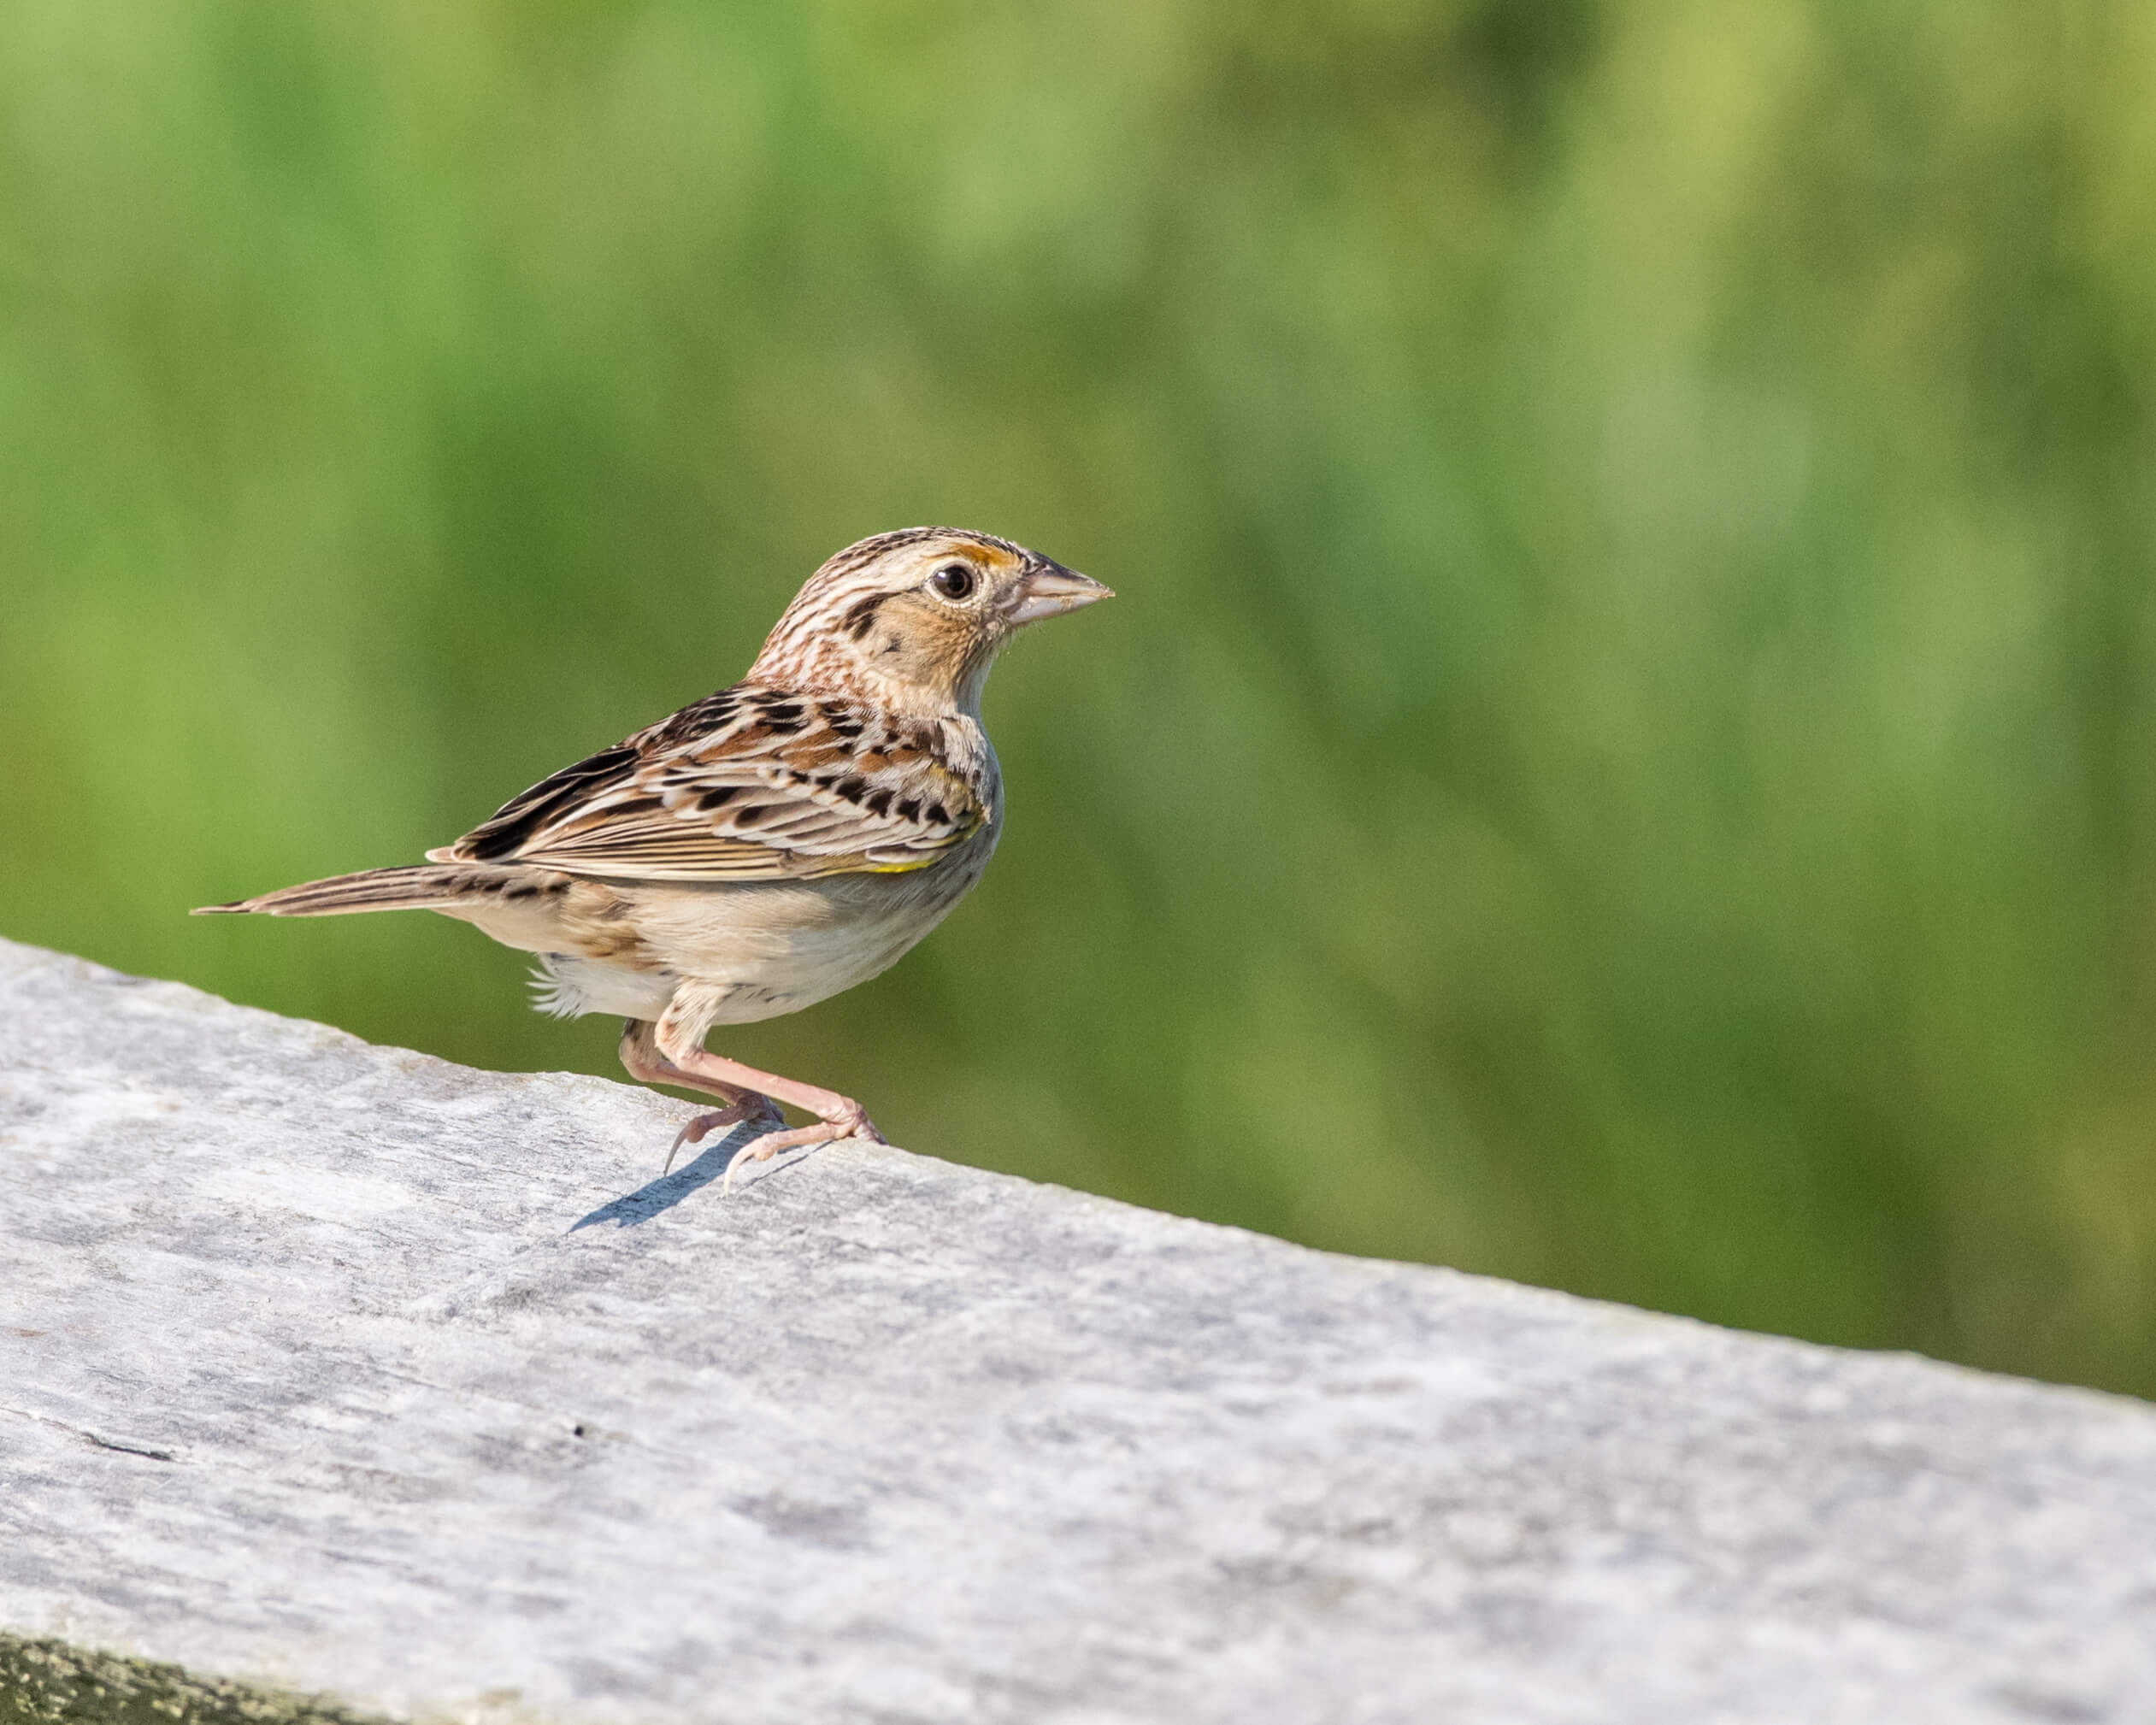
[437,686,987,882]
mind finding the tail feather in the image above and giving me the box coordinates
[194,865,481,917]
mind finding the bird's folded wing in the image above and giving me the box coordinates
[436,689,986,882]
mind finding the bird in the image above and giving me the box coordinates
[197,527,1112,1182]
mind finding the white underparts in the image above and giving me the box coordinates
[529,954,677,1021]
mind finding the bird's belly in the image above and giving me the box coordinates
[618,856,987,1026]
[531,954,679,1021]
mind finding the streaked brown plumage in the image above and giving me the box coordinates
[198,527,1111,1178]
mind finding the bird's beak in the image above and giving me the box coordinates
[1008,562,1114,627]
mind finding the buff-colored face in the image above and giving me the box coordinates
[752,528,1112,712]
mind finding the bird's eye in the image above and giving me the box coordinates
[930,562,977,601]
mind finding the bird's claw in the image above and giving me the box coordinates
[836,1100,886,1145]
[718,1101,883,1191]
[662,1094,786,1175]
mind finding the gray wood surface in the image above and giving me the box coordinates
[3,935,2153,1723]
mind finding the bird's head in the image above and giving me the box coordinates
[750,527,1113,715]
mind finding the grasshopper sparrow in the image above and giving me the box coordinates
[199,528,1112,1179]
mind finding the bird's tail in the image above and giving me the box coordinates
[193,865,487,918]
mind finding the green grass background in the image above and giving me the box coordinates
[5,1,2154,1397]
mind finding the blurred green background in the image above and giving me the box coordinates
[4,1,2154,1397]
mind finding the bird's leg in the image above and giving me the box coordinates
[619,1020,785,1171]
[651,1016,886,1187]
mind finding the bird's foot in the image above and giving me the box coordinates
[663,1093,786,1175]
[722,1099,884,1190]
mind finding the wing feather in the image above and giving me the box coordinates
[441,687,987,883]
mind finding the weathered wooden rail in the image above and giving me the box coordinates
[3,936,2152,1723]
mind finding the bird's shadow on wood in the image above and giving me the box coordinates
[568,1123,813,1231]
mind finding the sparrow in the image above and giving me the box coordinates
[198,527,1112,1181]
